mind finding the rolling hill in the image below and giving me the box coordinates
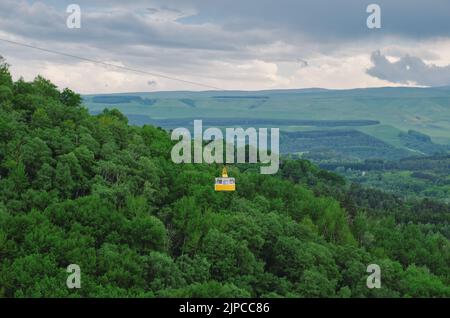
[83,87,450,161]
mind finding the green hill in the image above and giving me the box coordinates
[84,87,450,161]
[1,64,449,297]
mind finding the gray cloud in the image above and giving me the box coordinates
[169,0,450,40]
[3,1,450,57]
[367,51,450,87]
[1,1,450,92]
[0,0,307,83]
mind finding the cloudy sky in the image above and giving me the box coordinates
[1,0,450,93]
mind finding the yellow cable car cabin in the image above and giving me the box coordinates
[215,167,236,191]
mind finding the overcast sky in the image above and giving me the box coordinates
[1,0,450,93]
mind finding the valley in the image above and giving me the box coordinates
[84,87,450,201]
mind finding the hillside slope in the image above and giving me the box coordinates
[1,65,449,297]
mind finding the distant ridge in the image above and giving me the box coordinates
[83,86,450,99]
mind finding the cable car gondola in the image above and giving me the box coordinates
[215,167,235,192]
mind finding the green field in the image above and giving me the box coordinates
[84,87,450,161]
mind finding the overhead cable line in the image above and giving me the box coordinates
[0,37,223,90]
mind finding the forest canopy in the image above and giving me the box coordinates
[0,63,449,298]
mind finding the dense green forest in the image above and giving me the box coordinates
[321,156,450,203]
[0,63,449,298]
[280,129,412,160]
